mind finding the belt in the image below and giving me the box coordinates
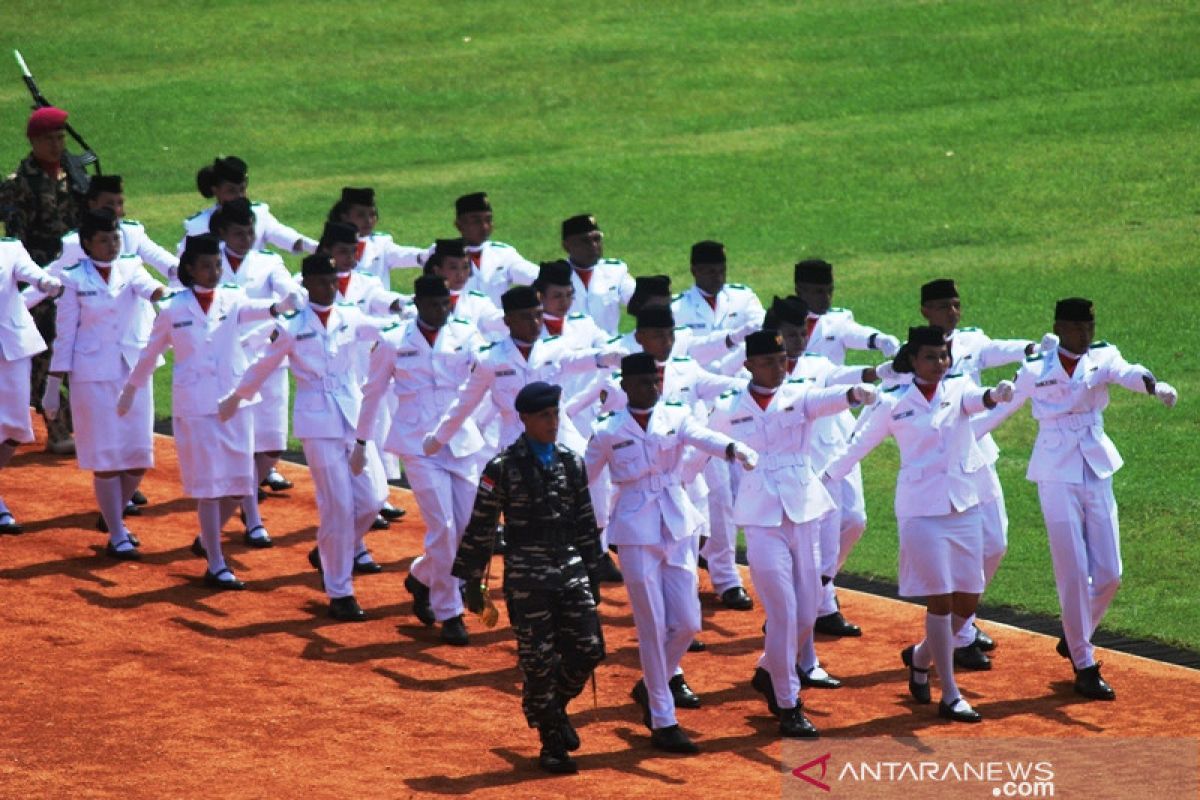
[758,452,804,471]
[297,375,346,393]
[619,473,680,492]
[1048,411,1103,431]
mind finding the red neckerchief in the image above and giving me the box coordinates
[700,289,718,311]
[448,292,460,311]
[314,308,332,328]
[418,322,439,347]
[544,315,564,336]
[227,252,244,272]
[1059,350,1080,378]
[336,272,352,297]
[515,341,533,361]
[750,385,775,410]
[806,314,819,338]
[94,264,111,284]
[630,409,651,430]
[467,250,482,269]
[195,290,214,315]
[916,380,938,402]
[786,355,799,374]
[574,266,593,290]
[355,240,367,261]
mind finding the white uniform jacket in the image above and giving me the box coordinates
[974,344,1152,484]
[179,201,316,255]
[463,240,540,307]
[50,256,163,382]
[709,381,852,527]
[357,317,486,459]
[127,286,277,417]
[356,231,425,285]
[0,239,50,360]
[598,354,743,415]
[804,307,888,365]
[585,401,735,545]
[235,303,385,439]
[221,247,303,353]
[671,284,764,342]
[450,289,507,340]
[789,353,868,470]
[826,376,997,518]
[568,257,636,335]
[44,219,178,284]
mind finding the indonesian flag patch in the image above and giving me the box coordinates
[479,474,496,494]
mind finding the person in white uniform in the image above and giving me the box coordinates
[220,254,390,620]
[178,156,316,256]
[119,234,304,589]
[425,238,506,339]
[355,275,487,645]
[974,298,1178,700]
[560,214,634,336]
[823,325,1016,723]
[709,330,877,738]
[585,352,757,754]
[328,186,425,286]
[453,192,539,306]
[0,239,62,534]
[47,209,166,558]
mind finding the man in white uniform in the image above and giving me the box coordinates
[329,186,425,285]
[453,192,539,306]
[560,214,634,336]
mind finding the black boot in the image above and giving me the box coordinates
[537,725,578,774]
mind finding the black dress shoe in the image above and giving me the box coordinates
[973,624,996,652]
[595,551,623,584]
[814,611,862,637]
[126,532,141,547]
[379,502,405,520]
[900,645,932,704]
[630,679,652,729]
[353,551,383,574]
[938,697,982,723]
[261,470,293,491]
[130,489,148,506]
[191,536,207,558]
[0,514,22,535]
[751,667,782,716]
[307,546,322,573]
[687,639,706,652]
[1056,636,1073,663]
[329,595,366,622]
[954,643,992,671]
[243,526,273,548]
[440,614,469,646]
[669,674,701,708]
[105,540,142,561]
[1073,663,1116,700]
[650,724,699,754]
[720,586,754,611]
[780,705,820,738]
[797,665,842,689]
[537,727,578,774]
[371,514,390,530]
[404,573,436,626]
[559,713,581,752]
[203,568,245,591]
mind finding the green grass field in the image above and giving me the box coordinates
[4,1,1196,648]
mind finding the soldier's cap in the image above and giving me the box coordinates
[906,325,947,350]
[455,192,491,216]
[767,295,810,327]
[561,214,599,239]
[921,278,959,304]
[434,237,467,259]
[501,285,540,313]
[794,258,833,285]
[635,305,675,330]
[690,240,726,265]
[86,174,123,199]
[211,156,248,185]
[515,381,562,414]
[535,259,573,289]
[79,208,119,240]
[301,253,338,277]
[627,274,671,315]
[414,274,450,299]
[210,197,255,233]
[1055,297,1095,322]
[745,329,785,358]
[178,234,221,286]
[621,352,658,377]
[27,106,68,139]
[320,221,358,248]
[340,186,375,207]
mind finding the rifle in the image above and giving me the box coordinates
[14,49,100,185]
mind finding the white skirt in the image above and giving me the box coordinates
[250,366,289,452]
[0,356,34,443]
[71,377,154,471]
[174,409,256,498]
[897,506,985,596]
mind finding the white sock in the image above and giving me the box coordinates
[952,612,974,648]
[911,640,931,684]
[218,496,240,527]
[119,472,142,505]
[240,493,266,536]
[255,453,278,482]
[94,475,129,546]
[198,499,227,574]
[925,612,960,703]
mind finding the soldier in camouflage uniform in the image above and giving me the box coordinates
[452,381,605,775]
[0,107,87,452]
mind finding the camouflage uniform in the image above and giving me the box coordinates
[452,434,605,729]
[0,154,86,445]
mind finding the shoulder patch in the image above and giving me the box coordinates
[671,355,692,362]
[605,335,622,345]
[786,377,810,384]
[802,351,822,358]
[119,253,137,259]
[468,290,487,297]
[1090,340,1110,349]
[381,321,401,332]
[602,257,623,265]
[718,388,741,399]
[221,282,242,289]
[120,219,142,227]
[567,312,586,319]
[664,400,684,407]
[478,342,497,351]
[258,249,273,255]
[945,372,964,379]
[727,282,749,290]
[451,317,471,325]
[883,384,904,393]
[490,240,512,249]
[541,335,561,342]
[336,300,355,307]
[1025,353,1045,362]
[959,326,980,332]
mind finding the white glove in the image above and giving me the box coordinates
[116,384,137,417]
[594,350,622,369]
[732,442,758,470]
[991,380,1015,403]
[873,334,900,358]
[1155,381,1178,408]
[217,393,241,422]
[1039,333,1060,353]
[728,320,757,346]
[349,441,367,475]
[37,275,63,297]
[42,375,63,421]
[874,360,900,382]
[422,434,442,456]
[277,286,307,315]
[850,383,878,405]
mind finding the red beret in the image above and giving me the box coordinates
[27,106,68,139]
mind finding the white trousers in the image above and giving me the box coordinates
[405,456,479,622]
[746,517,822,709]
[1037,466,1121,669]
[620,530,701,729]
[304,437,388,599]
[699,458,742,594]
[954,478,1009,647]
[817,467,867,616]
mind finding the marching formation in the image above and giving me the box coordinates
[0,109,1181,775]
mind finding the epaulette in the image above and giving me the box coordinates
[945,373,964,380]
[727,282,750,290]
[221,282,241,289]
[601,257,623,265]
[786,377,810,384]
[120,219,142,227]
[451,317,471,324]
[959,326,980,332]
[479,342,497,351]
[671,355,692,362]
[664,400,684,407]
[541,334,561,342]
[0,236,18,242]
[670,292,683,302]
[605,335,622,345]
[381,321,401,332]
[160,290,180,301]
[281,310,298,319]
[1025,353,1045,362]
[468,290,487,298]
[803,351,823,357]
[119,253,137,259]
[674,325,689,332]
[718,388,741,399]
[490,240,512,249]
[258,249,273,255]
[610,370,622,379]
[250,201,265,208]
[336,300,355,307]
[830,306,847,312]
[883,384,904,393]
[595,411,614,422]
[185,210,206,221]
[1090,340,1111,349]
[567,311,586,320]
[63,262,80,271]
[369,231,391,238]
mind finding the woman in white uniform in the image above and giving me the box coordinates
[823,326,1015,723]
[48,209,165,558]
[118,234,303,589]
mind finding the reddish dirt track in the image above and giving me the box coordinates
[2,421,1198,799]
